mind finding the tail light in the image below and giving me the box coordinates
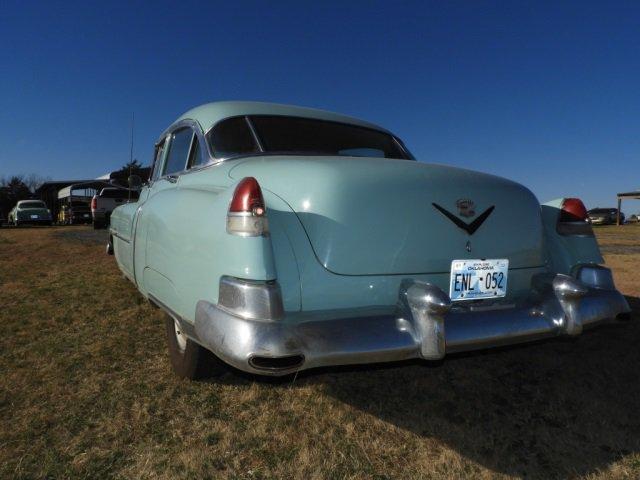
[557,198,592,236]
[226,177,269,236]
[560,198,587,222]
[91,197,97,210]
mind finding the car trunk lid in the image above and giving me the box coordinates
[230,156,545,275]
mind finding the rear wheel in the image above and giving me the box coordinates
[164,312,226,380]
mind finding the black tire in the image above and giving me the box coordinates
[106,236,114,255]
[164,312,226,380]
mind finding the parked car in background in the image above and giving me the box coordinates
[58,200,92,225]
[91,187,139,229]
[109,101,630,380]
[587,208,624,225]
[628,214,639,223]
[8,200,53,226]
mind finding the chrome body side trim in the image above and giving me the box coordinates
[109,228,130,244]
[193,270,631,376]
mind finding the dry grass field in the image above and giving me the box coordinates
[1,225,639,479]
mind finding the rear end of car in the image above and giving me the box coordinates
[92,188,138,228]
[129,104,629,379]
[193,171,629,376]
[68,201,93,224]
[185,113,629,375]
[587,208,623,225]
[14,201,53,226]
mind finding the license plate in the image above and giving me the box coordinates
[449,259,509,301]
[30,214,39,219]
[83,214,90,217]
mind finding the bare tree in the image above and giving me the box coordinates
[23,173,51,193]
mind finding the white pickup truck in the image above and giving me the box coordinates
[91,187,139,229]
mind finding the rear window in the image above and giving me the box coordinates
[100,189,126,198]
[206,115,411,160]
[250,116,410,159]
[208,117,260,158]
[589,208,617,214]
[19,201,46,209]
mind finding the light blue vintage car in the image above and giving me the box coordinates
[109,101,630,379]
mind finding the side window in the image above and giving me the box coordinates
[151,139,166,180]
[187,136,203,169]
[163,128,194,176]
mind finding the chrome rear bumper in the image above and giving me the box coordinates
[194,267,630,376]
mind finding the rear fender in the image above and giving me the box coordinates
[541,198,603,275]
[141,176,297,322]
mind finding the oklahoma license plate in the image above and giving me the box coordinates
[30,215,38,219]
[449,259,509,301]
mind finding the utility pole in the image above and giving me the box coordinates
[129,112,135,173]
[128,112,135,201]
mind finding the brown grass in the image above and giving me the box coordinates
[0,225,639,479]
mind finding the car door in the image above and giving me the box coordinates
[134,126,199,301]
[111,138,165,279]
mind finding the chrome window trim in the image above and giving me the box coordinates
[160,126,195,178]
[184,130,197,170]
[392,136,416,160]
[149,135,170,183]
[245,116,265,152]
[149,119,217,185]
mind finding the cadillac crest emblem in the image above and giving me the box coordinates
[456,199,475,218]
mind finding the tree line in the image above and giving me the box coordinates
[0,174,50,219]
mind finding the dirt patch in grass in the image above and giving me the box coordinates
[0,225,639,479]
[53,227,109,246]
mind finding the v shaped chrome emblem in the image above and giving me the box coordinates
[432,203,495,235]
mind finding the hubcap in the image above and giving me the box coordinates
[174,319,187,352]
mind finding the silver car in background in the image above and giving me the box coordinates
[587,208,624,225]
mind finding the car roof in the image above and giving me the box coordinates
[168,101,391,139]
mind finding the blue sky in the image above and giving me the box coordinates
[1,0,638,210]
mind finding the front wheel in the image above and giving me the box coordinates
[164,312,226,380]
